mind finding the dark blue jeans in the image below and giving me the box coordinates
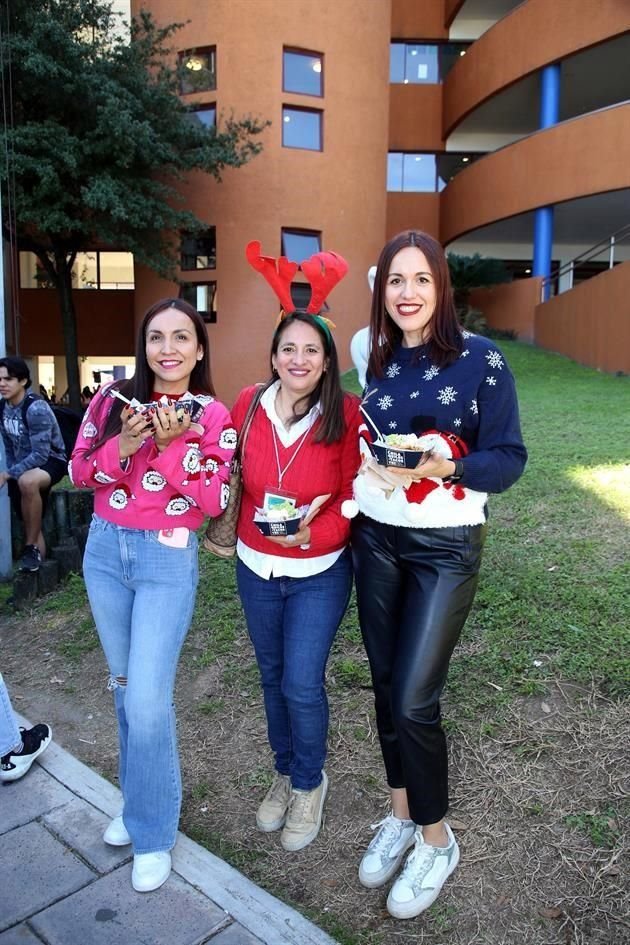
[236,551,353,790]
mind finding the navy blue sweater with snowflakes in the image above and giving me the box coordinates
[353,332,527,528]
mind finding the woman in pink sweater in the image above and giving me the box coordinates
[70,298,235,893]
[233,242,360,852]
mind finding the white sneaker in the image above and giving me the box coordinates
[387,823,460,919]
[256,773,292,832]
[358,814,416,888]
[103,814,131,847]
[131,851,172,893]
[280,771,328,852]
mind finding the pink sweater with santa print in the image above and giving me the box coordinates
[69,383,236,529]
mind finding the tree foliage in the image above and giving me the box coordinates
[1,0,268,406]
[447,252,512,331]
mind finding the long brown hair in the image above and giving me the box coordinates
[268,312,346,444]
[368,230,462,379]
[87,298,215,454]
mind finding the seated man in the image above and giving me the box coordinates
[0,357,67,572]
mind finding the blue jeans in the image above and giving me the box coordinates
[0,673,22,757]
[236,551,353,790]
[83,516,199,853]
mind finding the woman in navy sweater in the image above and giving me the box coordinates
[351,230,527,919]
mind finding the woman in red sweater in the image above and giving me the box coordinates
[233,242,360,852]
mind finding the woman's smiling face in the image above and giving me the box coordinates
[384,246,437,347]
[145,307,203,394]
[272,320,327,398]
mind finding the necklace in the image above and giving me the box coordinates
[272,424,312,488]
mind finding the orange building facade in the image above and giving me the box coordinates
[13,0,630,398]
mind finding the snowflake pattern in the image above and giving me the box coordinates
[409,390,420,399]
[470,399,478,415]
[453,418,462,427]
[386,363,401,379]
[437,386,457,406]
[486,376,497,386]
[485,350,504,370]
[460,349,470,358]
[388,421,398,429]
[377,395,394,411]
[423,366,440,381]
[462,330,473,339]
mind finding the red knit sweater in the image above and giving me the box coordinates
[233,386,361,558]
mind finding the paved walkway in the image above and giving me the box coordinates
[0,719,338,945]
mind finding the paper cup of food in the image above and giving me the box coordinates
[254,507,303,537]
[368,434,428,469]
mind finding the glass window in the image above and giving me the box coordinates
[282,107,322,151]
[388,152,483,191]
[188,105,216,128]
[19,251,135,289]
[390,42,470,84]
[281,229,321,263]
[180,228,216,271]
[19,252,50,288]
[180,282,217,323]
[290,283,329,313]
[73,252,98,288]
[387,153,437,192]
[283,49,323,96]
[179,48,216,94]
[97,252,134,289]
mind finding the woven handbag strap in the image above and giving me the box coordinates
[235,384,265,465]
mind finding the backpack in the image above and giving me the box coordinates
[0,392,82,461]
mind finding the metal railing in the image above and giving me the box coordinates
[541,223,630,301]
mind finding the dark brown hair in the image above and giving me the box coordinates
[368,230,462,379]
[87,298,214,454]
[268,312,346,444]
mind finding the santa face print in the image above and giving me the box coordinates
[145,307,203,395]
[385,246,437,348]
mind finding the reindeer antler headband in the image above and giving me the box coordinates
[245,240,349,338]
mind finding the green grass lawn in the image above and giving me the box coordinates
[342,341,630,706]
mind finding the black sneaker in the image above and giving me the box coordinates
[19,545,42,572]
[1,724,52,782]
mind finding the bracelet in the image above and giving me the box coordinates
[443,459,464,483]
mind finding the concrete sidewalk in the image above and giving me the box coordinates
[0,723,338,945]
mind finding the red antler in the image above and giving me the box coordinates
[300,251,349,314]
[245,241,297,313]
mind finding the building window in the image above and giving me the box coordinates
[387,152,483,192]
[281,229,321,263]
[282,107,322,151]
[283,48,323,96]
[180,282,217,323]
[179,48,216,94]
[180,228,216,270]
[390,42,470,84]
[19,251,134,289]
[289,282,329,313]
[188,105,216,128]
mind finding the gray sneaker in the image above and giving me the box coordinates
[256,773,292,832]
[358,814,416,888]
[387,823,460,919]
[280,771,328,851]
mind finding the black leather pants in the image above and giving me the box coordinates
[351,515,486,826]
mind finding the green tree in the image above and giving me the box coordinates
[447,253,511,326]
[1,0,267,409]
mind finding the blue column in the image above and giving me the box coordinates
[533,63,561,299]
